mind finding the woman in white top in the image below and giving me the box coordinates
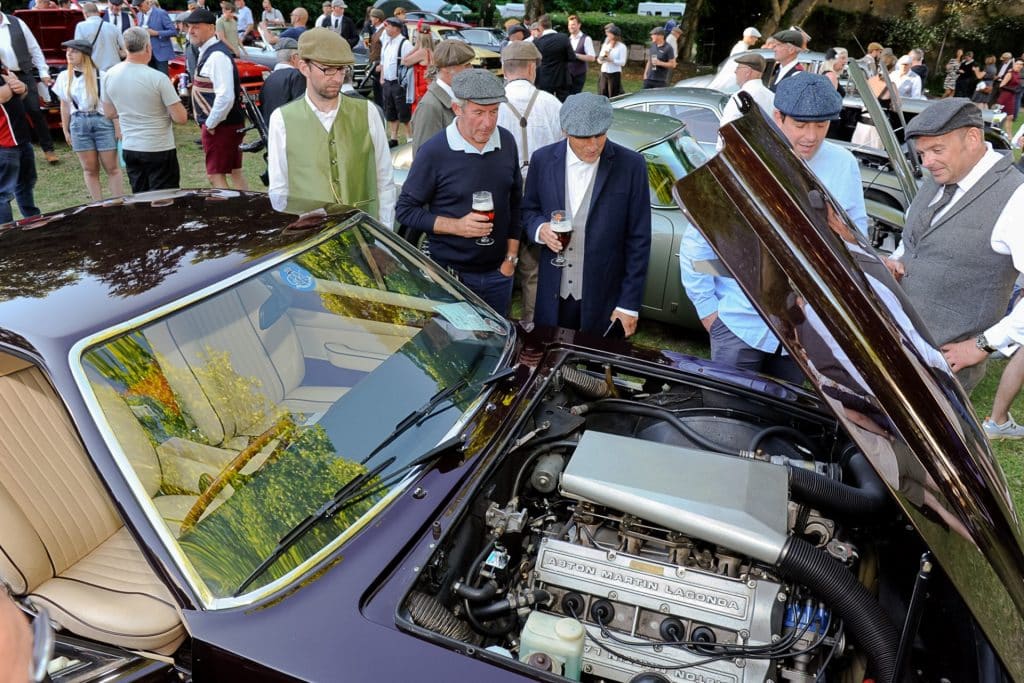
[54,39,123,201]
[597,25,627,98]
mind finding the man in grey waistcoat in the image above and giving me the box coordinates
[522,93,651,337]
[884,98,1024,393]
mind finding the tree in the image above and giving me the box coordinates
[677,0,707,63]
[762,0,798,37]
[524,0,543,22]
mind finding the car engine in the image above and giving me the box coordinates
[403,359,896,683]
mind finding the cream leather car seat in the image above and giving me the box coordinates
[0,361,186,655]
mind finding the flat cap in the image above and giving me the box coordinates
[904,97,982,139]
[743,26,761,38]
[369,7,385,19]
[384,16,403,26]
[452,68,506,105]
[772,29,803,48]
[501,40,540,63]
[774,73,842,121]
[274,36,298,51]
[866,42,883,52]
[734,51,765,72]
[181,7,216,23]
[298,27,355,65]
[649,26,666,36]
[506,24,529,38]
[330,0,346,6]
[560,92,613,136]
[605,25,621,37]
[109,0,123,5]
[897,54,911,66]
[432,39,475,68]
[61,38,93,55]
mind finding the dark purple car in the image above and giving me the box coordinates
[2,104,1023,682]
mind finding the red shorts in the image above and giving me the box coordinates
[201,123,244,175]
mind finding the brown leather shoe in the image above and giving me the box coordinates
[44,150,59,164]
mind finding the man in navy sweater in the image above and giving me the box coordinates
[396,69,522,316]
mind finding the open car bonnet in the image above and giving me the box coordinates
[673,99,1024,678]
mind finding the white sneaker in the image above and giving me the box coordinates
[982,415,1024,440]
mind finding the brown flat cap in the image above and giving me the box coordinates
[298,27,355,65]
[501,40,540,63]
[433,39,475,68]
[734,52,765,72]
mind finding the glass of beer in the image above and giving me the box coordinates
[472,191,495,246]
[550,209,572,267]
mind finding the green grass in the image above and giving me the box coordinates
[25,76,1024,517]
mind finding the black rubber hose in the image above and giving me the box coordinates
[470,589,551,619]
[788,451,889,518]
[748,425,817,455]
[580,399,737,454]
[437,518,481,606]
[453,580,497,602]
[777,536,898,683]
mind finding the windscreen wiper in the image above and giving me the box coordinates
[233,434,466,597]
[360,365,516,465]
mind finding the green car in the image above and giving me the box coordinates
[391,109,710,329]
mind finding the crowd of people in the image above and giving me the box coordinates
[2,3,1024,436]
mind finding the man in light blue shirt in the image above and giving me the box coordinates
[680,73,866,383]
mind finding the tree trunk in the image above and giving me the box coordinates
[677,0,706,63]
[761,0,794,38]
[788,0,821,31]
[524,0,543,23]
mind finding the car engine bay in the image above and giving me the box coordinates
[399,356,993,683]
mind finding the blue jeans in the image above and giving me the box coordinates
[0,142,39,224]
[457,267,514,317]
[69,112,117,152]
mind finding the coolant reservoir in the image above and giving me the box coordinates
[519,611,584,680]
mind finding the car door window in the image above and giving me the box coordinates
[642,131,708,207]
[647,103,721,146]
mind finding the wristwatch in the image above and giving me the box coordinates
[504,254,519,266]
[976,334,997,354]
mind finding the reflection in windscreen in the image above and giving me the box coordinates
[81,221,509,599]
[644,131,708,206]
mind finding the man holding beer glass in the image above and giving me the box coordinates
[522,92,651,337]
[396,69,523,316]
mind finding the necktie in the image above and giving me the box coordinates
[333,18,338,29]
[919,183,958,229]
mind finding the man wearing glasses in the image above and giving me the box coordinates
[267,28,395,225]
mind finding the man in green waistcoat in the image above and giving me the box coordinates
[267,28,395,223]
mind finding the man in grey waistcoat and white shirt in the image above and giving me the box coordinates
[884,98,1024,393]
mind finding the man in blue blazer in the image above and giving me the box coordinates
[521,93,651,337]
[133,0,178,73]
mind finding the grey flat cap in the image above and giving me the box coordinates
[904,98,982,139]
[560,92,613,137]
[330,0,346,6]
[649,26,666,36]
[772,29,803,48]
[774,73,841,121]
[275,36,299,51]
[452,68,507,105]
[734,52,765,72]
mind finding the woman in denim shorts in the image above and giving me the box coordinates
[54,39,123,201]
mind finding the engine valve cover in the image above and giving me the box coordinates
[534,537,785,683]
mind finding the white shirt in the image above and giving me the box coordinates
[720,78,774,127]
[729,39,749,56]
[75,16,125,72]
[568,30,594,59]
[598,41,626,74]
[772,58,800,87]
[105,8,135,28]
[380,31,412,81]
[444,117,501,154]
[666,33,678,58]
[497,79,562,181]
[0,14,49,78]
[892,148,1024,353]
[891,68,922,99]
[267,94,396,227]
[54,68,102,113]
[196,37,236,129]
